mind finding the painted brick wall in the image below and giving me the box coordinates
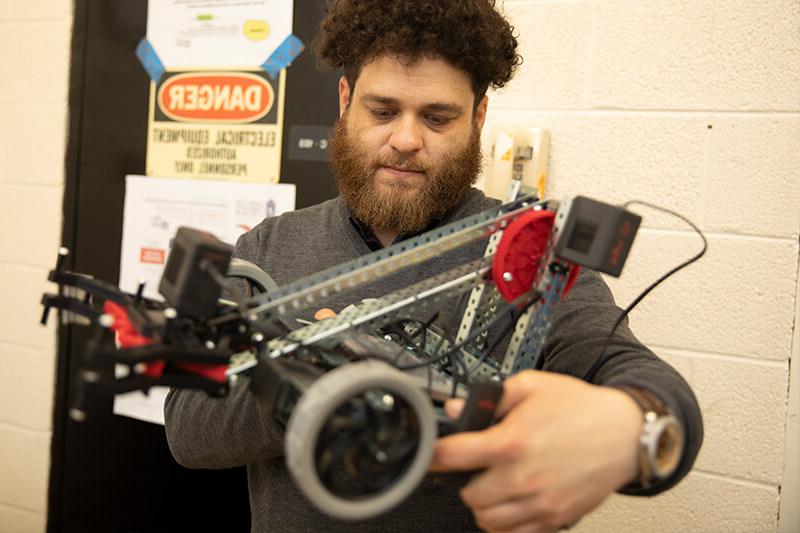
[482,1,799,532]
[0,0,71,531]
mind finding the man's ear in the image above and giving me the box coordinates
[338,76,351,118]
[474,95,489,132]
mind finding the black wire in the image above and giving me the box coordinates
[396,312,440,355]
[465,300,532,376]
[582,200,707,382]
[443,322,469,380]
[378,312,442,364]
[435,323,468,397]
[397,291,536,372]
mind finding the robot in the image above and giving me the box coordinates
[41,194,640,521]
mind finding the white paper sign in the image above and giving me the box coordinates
[113,174,296,424]
[147,0,294,69]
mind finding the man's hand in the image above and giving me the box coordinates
[430,370,643,533]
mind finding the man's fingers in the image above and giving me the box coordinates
[468,492,547,532]
[430,423,512,471]
[444,398,465,419]
[495,370,549,418]
[459,461,532,508]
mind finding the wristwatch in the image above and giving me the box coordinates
[617,386,684,488]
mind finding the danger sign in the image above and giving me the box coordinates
[157,72,275,123]
[147,69,286,183]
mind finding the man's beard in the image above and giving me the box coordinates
[329,116,482,235]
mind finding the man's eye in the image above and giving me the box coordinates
[370,109,396,120]
[426,115,451,127]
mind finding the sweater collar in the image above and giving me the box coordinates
[347,210,444,251]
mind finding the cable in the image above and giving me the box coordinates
[390,312,440,359]
[464,301,530,377]
[582,200,707,382]
[397,290,536,372]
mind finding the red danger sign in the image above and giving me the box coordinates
[157,72,274,123]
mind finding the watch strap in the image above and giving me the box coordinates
[615,385,681,488]
[616,385,668,416]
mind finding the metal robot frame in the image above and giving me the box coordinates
[41,193,640,521]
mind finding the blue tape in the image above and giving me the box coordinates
[136,38,165,82]
[261,34,305,79]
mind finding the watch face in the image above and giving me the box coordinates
[652,416,683,478]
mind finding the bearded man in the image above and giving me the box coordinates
[165,1,703,532]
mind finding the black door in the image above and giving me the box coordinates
[51,2,339,531]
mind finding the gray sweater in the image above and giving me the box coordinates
[165,189,702,532]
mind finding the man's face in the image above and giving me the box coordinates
[330,55,488,235]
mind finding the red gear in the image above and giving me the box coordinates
[493,210,579,303]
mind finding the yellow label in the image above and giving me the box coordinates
[537,172,547,199]
[243,20,270,42]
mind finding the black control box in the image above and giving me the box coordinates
[554,196,641,277]
[159,227,234,318]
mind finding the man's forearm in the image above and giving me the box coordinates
[164,377,284,469]
[543,269,703,494]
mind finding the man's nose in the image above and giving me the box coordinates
[388,116,424,153]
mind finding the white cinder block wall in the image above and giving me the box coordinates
[0,1,797,532]
[0,0,72,531]
[482,1,799,532]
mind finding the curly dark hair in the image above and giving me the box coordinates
[313,0,522,101]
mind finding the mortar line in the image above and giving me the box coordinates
[692,470,779,491]
[0,181,64,190]
[649,346,788,368]
[0,338,56,353]
[636,226,799,243]
[0,419,51,436]
[0,500,43,518]
[488,107,800,117]
[0,18,69,25]
[0,261,52,273]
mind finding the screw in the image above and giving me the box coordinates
[69,408,87,422]
[55,247,70,271]
[503,272,513,282]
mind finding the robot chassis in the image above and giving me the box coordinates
[41,193,640,521]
